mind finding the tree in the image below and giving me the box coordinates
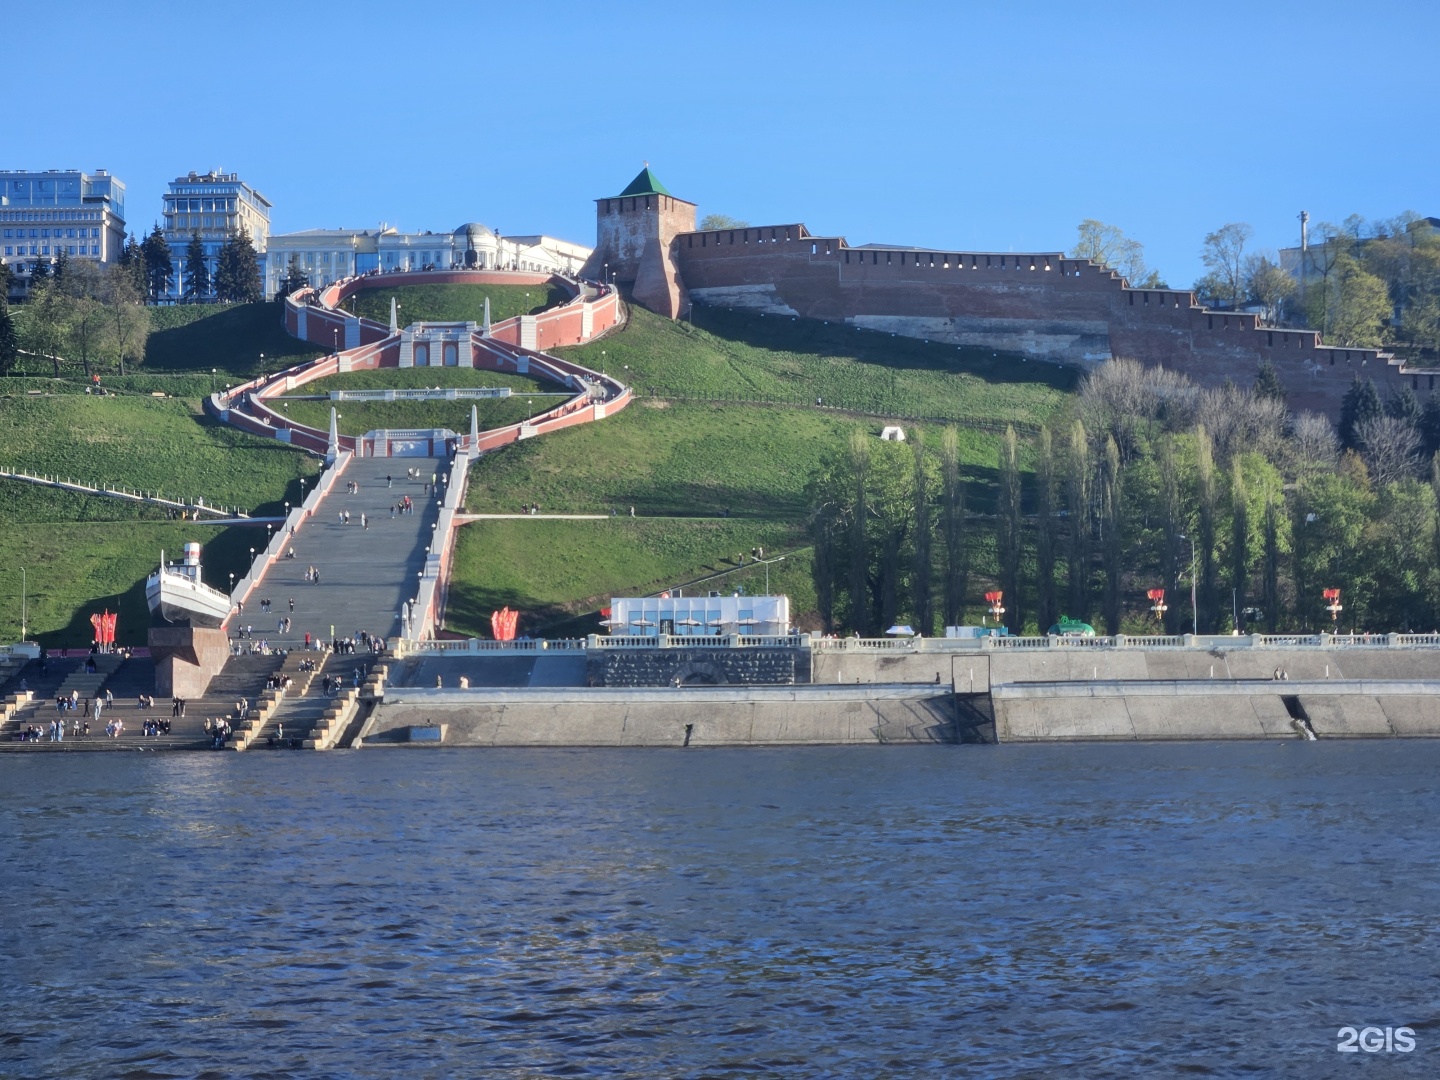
[141,224,173,302]
[57,258,108,377]
[0,302,18,376]
[1244,253,1295,325]
[1200,222,1254,309]
[52,247,70,286]
[1400,293,1440,352]
[846,430,870,635]
[119,232,147,297]
[277,255,309,300]
[910,432,933,635]
[1034,426,1060,633]
[1195,425,1219,632]
[997,425,1024,634]
[1099,435,1124,634]
[1070,219,1161,286]
[1230,457,1249,631]
[102,265,149,375]
[21,278,68,375]
[1065,420,1093,621]
[1290,411,1340,476]
[807,479,840,633]
[1254,359,1286,402]
[1420,393,1440,459]
[215,227,262,303]
[698,214,748,231]
[1356,415,1421,486]
[0,260,11,299]
[184,230,210,301]
[1157,435,1185,633]
[939,427,969,628]
[1261,494,1282,632]
[1338,378,1383,449]
[30,257,51,285]
[1305,254,1390,346]
[1386,386,1421,425]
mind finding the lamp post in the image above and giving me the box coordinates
[210,367,216,395]
[332,326,338,354]
[229,571,235,595]
[19,566,26,642]
[1176,533,1198,635]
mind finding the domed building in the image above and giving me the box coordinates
[453,222,496,268]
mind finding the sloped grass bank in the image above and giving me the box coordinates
[347,283,569,327]
[446,518,814,639]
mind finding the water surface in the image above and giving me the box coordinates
[2,742,1437,1077]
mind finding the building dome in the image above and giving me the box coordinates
[454,222,495,242]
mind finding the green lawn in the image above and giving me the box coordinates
[447,518,815,638]
[143,301,322,377]
[556,305,1076,428]
[347,283,570,327]
[463,399,998,519]
[276,366,562,437]
[0,393,319,645]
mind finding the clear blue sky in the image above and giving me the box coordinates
[9,0,1436,286]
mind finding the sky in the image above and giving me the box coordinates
[8,0,1437,287]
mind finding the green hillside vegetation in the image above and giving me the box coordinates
[278,367,560,437]
[347,283,569,327]
[448,518,815,639]
[558,305,1076,426]
[0,392,318,645]
[142,301,322,376]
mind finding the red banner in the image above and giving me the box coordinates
[90,609,117,645]
[491,607,519,641]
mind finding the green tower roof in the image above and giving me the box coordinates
[616,166,672,198]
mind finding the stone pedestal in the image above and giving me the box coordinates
[149,626,230,698]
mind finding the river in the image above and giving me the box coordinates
[2,742,1436,1077]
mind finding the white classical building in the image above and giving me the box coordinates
[262,222,591,298]
[160,170,272,299]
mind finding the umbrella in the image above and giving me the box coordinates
[676,618,703,626]
[736,617,760,626]
[706,616,725,625]
[630,618,655,626]
[885,624,916,636]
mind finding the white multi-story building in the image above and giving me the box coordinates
[261,221,591,298]
[0,168,126,298]
[160,170,271,298]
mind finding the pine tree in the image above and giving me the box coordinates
[30,257,51,285]
[1386,386,1421,424]
[52,247,70,285]
[215,227,262,303]
[141,224,173,301]
[0,302,18,376]
[119,233,147,297]
[1339,377,1383,448]
[1420,393,1440,459]
[184,230,210,301]
[1254,358,1285,401]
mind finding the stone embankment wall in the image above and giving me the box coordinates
[361,685,959,747]
[667,223,1430,418]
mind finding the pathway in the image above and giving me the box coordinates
[241,454,446,647]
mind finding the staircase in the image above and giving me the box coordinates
[232,650,332,750]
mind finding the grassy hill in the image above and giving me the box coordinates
[0,390,318,645]
[442,302,1070,633]
[0,287,1075,643]
[346,283,569,327]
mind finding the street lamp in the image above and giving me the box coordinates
[1176,533,1198,635]
[332,326,338,354]
[19,566,26,642]
[210,367,217,394]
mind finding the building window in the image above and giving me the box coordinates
[91,245,99,255]
[40,228,49,238]
[69,246,77,255]
[41,245,49,255]
[2,247,10,256]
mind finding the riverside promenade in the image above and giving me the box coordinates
[241,455,446,648]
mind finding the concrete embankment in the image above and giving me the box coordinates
[359,684,967,747]
[992,679,1440,741]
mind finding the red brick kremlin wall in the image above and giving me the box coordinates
[669,224,1430,417]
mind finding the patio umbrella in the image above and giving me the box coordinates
[630,618,655,626]
[885,624,916,636]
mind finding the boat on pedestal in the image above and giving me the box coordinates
[146,543,233,628]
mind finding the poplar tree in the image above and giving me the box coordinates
[1158,435,1184,633]
[1100,435,1124,634]
[1196,425,1219,632]
[1065,420,1093,622]
[997,425,1024,634]
[1230,457,1249,631]
[1034,426,1059,633]
[910,432,933,635]
[1262,494,1282,632]
[939,427,969,628]
[846,430,871,635]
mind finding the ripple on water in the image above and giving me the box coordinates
[2,743,1440,1077]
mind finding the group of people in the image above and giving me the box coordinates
[139,719,171,737]
[304,565,321,584]
[257,598,295,614]
[18,718,88,741]
[204,717,232,749]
